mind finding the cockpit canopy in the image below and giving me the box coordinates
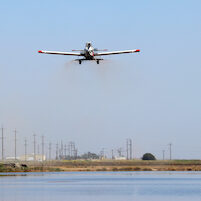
[86,42,92,49]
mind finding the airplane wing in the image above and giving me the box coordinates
[38,50,82,56]
[95,49,140,56]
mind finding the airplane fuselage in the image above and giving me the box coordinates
[82,42,95,60]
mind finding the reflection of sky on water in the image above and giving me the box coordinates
[1,172,201,201]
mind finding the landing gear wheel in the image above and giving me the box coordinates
[96,60,99,64]
[79,60,82,64]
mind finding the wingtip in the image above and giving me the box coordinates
[38,50,43,53]
[136,49,140,52]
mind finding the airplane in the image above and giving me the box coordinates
[38,42,140,64]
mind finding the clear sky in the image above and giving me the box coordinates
[0,0,201,159]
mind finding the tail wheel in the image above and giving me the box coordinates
[96,60,99,64]
[79,60,82,64]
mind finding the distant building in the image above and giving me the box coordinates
[5,156,20,161]
[19,154,46,161]
[114,156,126,160]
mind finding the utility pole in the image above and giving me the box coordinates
[37,144,40,155]
[100,148,105,159]
[61,141,63,159]
[24,138,27,161]
[162,150,165,160]
[117,148,123,157]
[14,129,17,161]
[64,144,67,159]
[41,136,44,162]
[130,139,132,160]
[74,149,78,159]
[67,144,70,157]
[126,139,132,160]
[168,143,172,160]
[111,149,114,159]
[1,126,4,161]
[33,134,36,161]
[126,139,129,160]
[56,143,59,160]
[48,142,51,160]
[68,141,76,159]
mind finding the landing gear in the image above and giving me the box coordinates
[79,60,82,64]
[96,60,99,64]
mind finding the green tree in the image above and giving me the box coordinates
[142,153,156,160]
[81,152,99,159]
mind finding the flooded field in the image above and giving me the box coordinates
[1,172,201,201]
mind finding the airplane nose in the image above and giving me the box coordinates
[89,51,94,56]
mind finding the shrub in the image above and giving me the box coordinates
[142,153,156,160]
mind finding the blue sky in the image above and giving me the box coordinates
[0,0,201,159]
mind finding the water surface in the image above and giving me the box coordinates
[1,171,201,201]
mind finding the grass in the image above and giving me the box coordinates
[1,160,201,172]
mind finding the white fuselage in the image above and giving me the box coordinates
[83,42,95,59]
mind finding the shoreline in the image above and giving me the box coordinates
[1,160,201,173]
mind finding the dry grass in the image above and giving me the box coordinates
[1,160,201,172]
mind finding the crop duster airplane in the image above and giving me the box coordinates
[38,42,140,64]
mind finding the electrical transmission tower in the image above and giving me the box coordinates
[74,149,78,159]
[56,143,59,160]
[48,142,51,160]
[100,148,105,159]
[41,135,44,162]
[126,139,132,160]
[117,148,123,157]
[14,129,17,161]
[130,139,132,160]
[162,150,165,160]
[64,144,67,159]
[1,126,4,161]
[33,134,36,161]
[37,144,40,155]
[68,141,76,159]
[168,143,172,160]
[60,141,63,159]
[24,138,27,161]
[111,149,114,159]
